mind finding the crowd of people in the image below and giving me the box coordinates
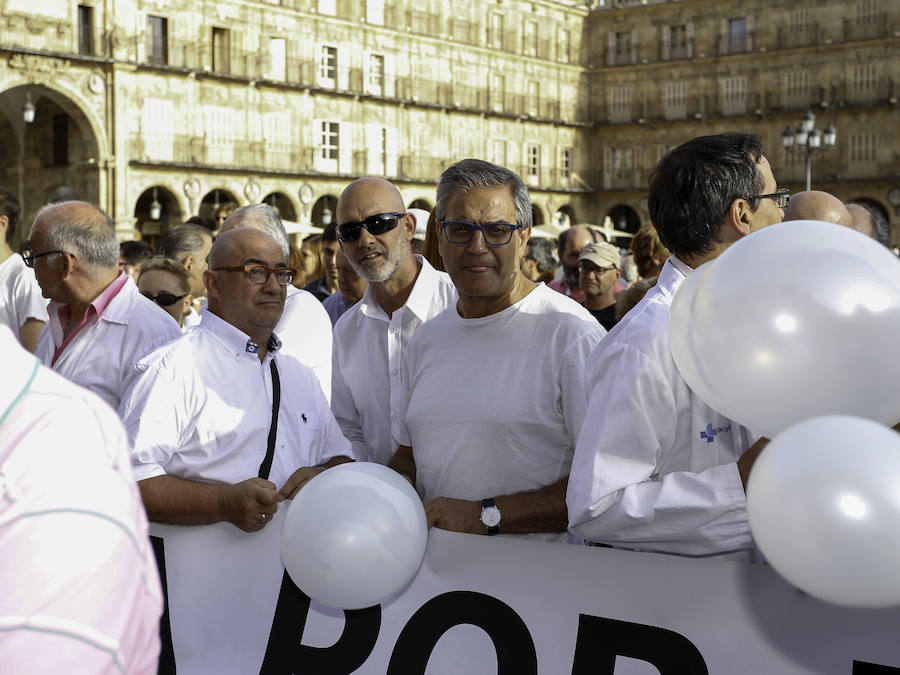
[0,130,896,671]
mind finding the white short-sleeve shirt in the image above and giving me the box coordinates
[394,283,606,542]
[0,253,47,337]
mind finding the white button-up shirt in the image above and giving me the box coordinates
[122,311,350,489]
[36,275,180,411]
[278,285,333,402]
[331,256,457,464]
[567,257,758,560]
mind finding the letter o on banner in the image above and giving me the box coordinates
[386,591,537,675]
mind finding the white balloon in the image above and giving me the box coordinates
[687,220,900,436]
[281,462,427,610]
[669,260,744,421]
[747,416,900,607]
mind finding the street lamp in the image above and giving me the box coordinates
[22,90,35,123]
[782,110,837,192]
[149,187,162,220]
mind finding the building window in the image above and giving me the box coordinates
[489,13,504,49]
[785,70,809,105]
[670,25,687,59]
[78,5,93,56]
[527,80,539,116]
[608,87,632,123]
[848,133,876,163]
[318,0,336,16]
[318,46,337,87]
[615,31,631,60]
[367,53,385,95]
[524,21,537,56]
[612,148,632,179]
[851,64,878,93]
[560,147,572,179]
[147,16,168,65]
[527,144,540,178]
[664,82,688,119]
[721,76,747,115]
[366,0,384,25]
[729,18,747,44]
[268,37,286,80]
[319,121,339,161]
[558,28,570,63]
[492,139,507,167]
[490,73,505,112]
[212,27,230,74]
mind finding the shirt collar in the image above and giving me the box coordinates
[200,309,281,359]
[358,255,436,322]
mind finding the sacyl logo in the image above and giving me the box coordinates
[700,423,731,443]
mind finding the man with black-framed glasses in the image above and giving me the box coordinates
[28,200,180,410]
[331,176,456,466]
[389,159,605,542]
[121,227,352,672]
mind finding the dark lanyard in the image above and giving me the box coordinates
[257,359,281,480]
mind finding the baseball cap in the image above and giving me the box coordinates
[578,242,620,269]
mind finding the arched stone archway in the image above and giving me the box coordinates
[557,204,576,228]
[199,188,239,222]
[263,192,298,221]
[409,198,433,211]
[0,83,101,240]
[134,185,184,249]
[532,204,545,227]
[605,204,642,248]
[312,195,338,228]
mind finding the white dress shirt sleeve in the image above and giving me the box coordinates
[330,343,368,461]
[567,341,751,556]
[307,365,354,465]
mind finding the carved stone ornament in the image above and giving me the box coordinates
[183,178,201,200]
[8,54,70,84]
[244,178,261,202]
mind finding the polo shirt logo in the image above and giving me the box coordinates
[245,340,259,354]
[700,423,731,443]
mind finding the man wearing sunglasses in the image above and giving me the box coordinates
[27,201,180,411]
[331,177,456,466]
[568,132,782,560]
[389,159,605,542]
[121,227,352,672]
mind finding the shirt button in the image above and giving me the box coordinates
[391,369,398,375]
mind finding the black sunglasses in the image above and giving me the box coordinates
[142,291,186,307]
[336,212,405,243]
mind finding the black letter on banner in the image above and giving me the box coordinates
[386,591,537,674]
[259,571,381,674]
[570,614,708,675]
[853,661,900,674]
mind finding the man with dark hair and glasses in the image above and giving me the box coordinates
[389,159,605,542]
[27,200,179,410]
[568,132,781,560]
[0,185,47,352]
[331,177,456,465]
[120,227,352,672]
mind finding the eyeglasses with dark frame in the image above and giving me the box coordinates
[578,263,617,276]
[21,244,72,268]
[440,221,522,246]
[336,212,405,243]
[142,291,187,307]
[212,264,296,287]
[748,188,790,209]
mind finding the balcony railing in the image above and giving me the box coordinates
[843,15,889,42]
[777,24,819,49]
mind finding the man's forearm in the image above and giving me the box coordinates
[491,477,569,533]
[138,474,226,526]
[388,445,416,485]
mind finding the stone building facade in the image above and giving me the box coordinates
[0,0,897,247]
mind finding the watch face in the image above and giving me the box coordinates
[481,506,501,528]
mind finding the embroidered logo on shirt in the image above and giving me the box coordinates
[301,413,308,423]
[245,340,259,354]
[700,423,731,443]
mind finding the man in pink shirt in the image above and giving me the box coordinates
[0,323,162,673]
[26,201,179,410]
[548,225,604,304]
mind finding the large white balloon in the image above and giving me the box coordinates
[683,220,900,436]
[281,462,427,610]
[747,416,900,607]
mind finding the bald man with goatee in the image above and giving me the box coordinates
[331,177,456,465]
[782,190,853,227]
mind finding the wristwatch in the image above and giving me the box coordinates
[480,497,501,535]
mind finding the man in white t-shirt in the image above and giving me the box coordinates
[219,203,334,400]
[390,159,605,542]
[567,132,783,560]
[331,177,456,465]
[121,228,352,672]
[0,187,46,351]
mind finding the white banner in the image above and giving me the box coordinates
[153,521,900,674]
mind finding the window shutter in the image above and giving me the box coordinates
[661,25,671,60]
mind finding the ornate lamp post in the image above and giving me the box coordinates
[782,110,837,192]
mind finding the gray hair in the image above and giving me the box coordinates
[158,224,211,261]
[34,201,118,270]
[527,237,557,273]
[847,201,892,249]
[435,158,532,228]
[223,203,290,259]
